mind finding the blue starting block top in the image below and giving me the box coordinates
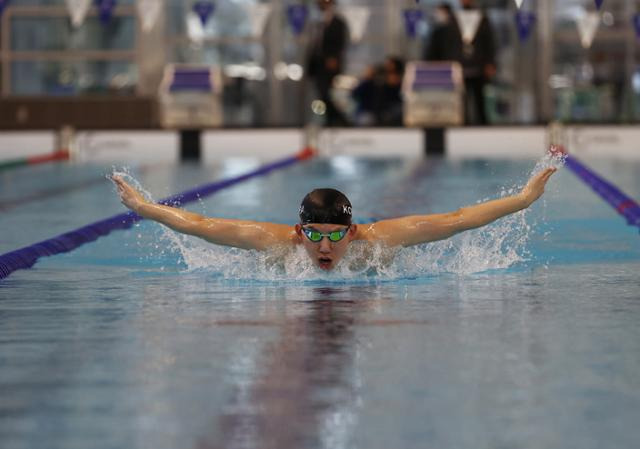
[410,65,458,91]
[169,69,214,92]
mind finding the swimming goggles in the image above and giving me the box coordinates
[302,226,350,243]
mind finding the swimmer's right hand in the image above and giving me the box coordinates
[520,167,557,206]
[110,175,148,212]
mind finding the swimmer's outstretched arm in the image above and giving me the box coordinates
[363,168,556,247]
[111,176,295,250]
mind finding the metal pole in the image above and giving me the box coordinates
[267,0,284,126]
[623,0,636,122]
[385,0,400,56]
[1,6,11,96]
[536,0,553,123]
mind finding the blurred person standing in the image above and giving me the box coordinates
[306,0,350,126]
[424,3,462,62]
[424,1,496,125]
[459,0,496,125]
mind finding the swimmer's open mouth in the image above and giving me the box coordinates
[318,257,333,269]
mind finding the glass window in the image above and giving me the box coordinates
[11,16,136,52]
[12,0,133,5]
[551,0,630,122]
[11,61,137,95]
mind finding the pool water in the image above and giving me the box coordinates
[1,156,639,449]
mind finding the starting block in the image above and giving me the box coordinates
[158,64,223,128]
[402,61,464,127]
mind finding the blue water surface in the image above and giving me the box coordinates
[1,156,639,449]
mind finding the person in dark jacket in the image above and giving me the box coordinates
[306,0,350,126]
[459,0,496,125]
[424,3,462,62]
[375,56,405,126]
[425,1,496,125]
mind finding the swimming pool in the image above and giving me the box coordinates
[1,155,639,449]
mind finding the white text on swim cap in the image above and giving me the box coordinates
[343,205,352,215]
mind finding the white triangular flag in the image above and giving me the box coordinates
[342,6,370,43]
[455,9,482,45]
[247,3,271,37]
[186,11,205,44]
[137,0,162,32]
[576,11,600,49]
[514,0,524,9]
[65,0,91,28]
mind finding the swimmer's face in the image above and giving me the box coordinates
[295,223,357,270]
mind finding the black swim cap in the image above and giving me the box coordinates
[299,188,352,226]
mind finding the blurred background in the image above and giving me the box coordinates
[0,0,639,129]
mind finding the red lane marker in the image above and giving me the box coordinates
[26,150,69,165]
[549,144,567,157]
[617,200,638,214]
[296,146,316,160]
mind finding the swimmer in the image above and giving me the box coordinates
[111,167,556,271]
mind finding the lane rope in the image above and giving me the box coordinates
[0,148,314,280]
[551,145,640,232]
[0,150,69,171]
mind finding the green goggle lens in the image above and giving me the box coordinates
[303,228,348,242]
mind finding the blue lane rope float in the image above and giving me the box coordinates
[0,148,315,280]
[552,145,640,233]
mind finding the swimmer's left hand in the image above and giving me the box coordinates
[520,167,557,206]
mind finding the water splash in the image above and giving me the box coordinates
[112,153,564,282]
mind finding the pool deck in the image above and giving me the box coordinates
[1,126,639,163]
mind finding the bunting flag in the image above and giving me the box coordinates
[247,3,271,37]
[594,0,604,10]
[136,0,162,32]
[514,0,523,8]
[455,9,481,45]
[403,9,423,38]
[186,11,205,43]
[193,0,215,26]
[65,0,91,28]
[0,0,9,18]
[576,11,600,49]
[633,13,640,40]
[342,6,370,43]
[95,0,117,25]
[515,10,535,42]
[286,4,308,35]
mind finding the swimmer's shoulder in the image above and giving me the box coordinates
[271,223,298,246]
[353,222,396,246]
[244,222,297,250]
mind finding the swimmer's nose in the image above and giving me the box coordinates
[318,238,332,253]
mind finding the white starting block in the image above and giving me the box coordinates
[402,61,464,127]
[158,64,223,128]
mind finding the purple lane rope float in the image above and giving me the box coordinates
[551,145,640,233]
[0,147,315,280]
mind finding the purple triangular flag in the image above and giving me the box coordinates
[594,0,604,10]
[403,9,423,38]
[286,4,308,35]
[633,14,640,39]
[193,1,215,26]
[94,0,116,25]
[515,11,536,42]
[0,0,10,18]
